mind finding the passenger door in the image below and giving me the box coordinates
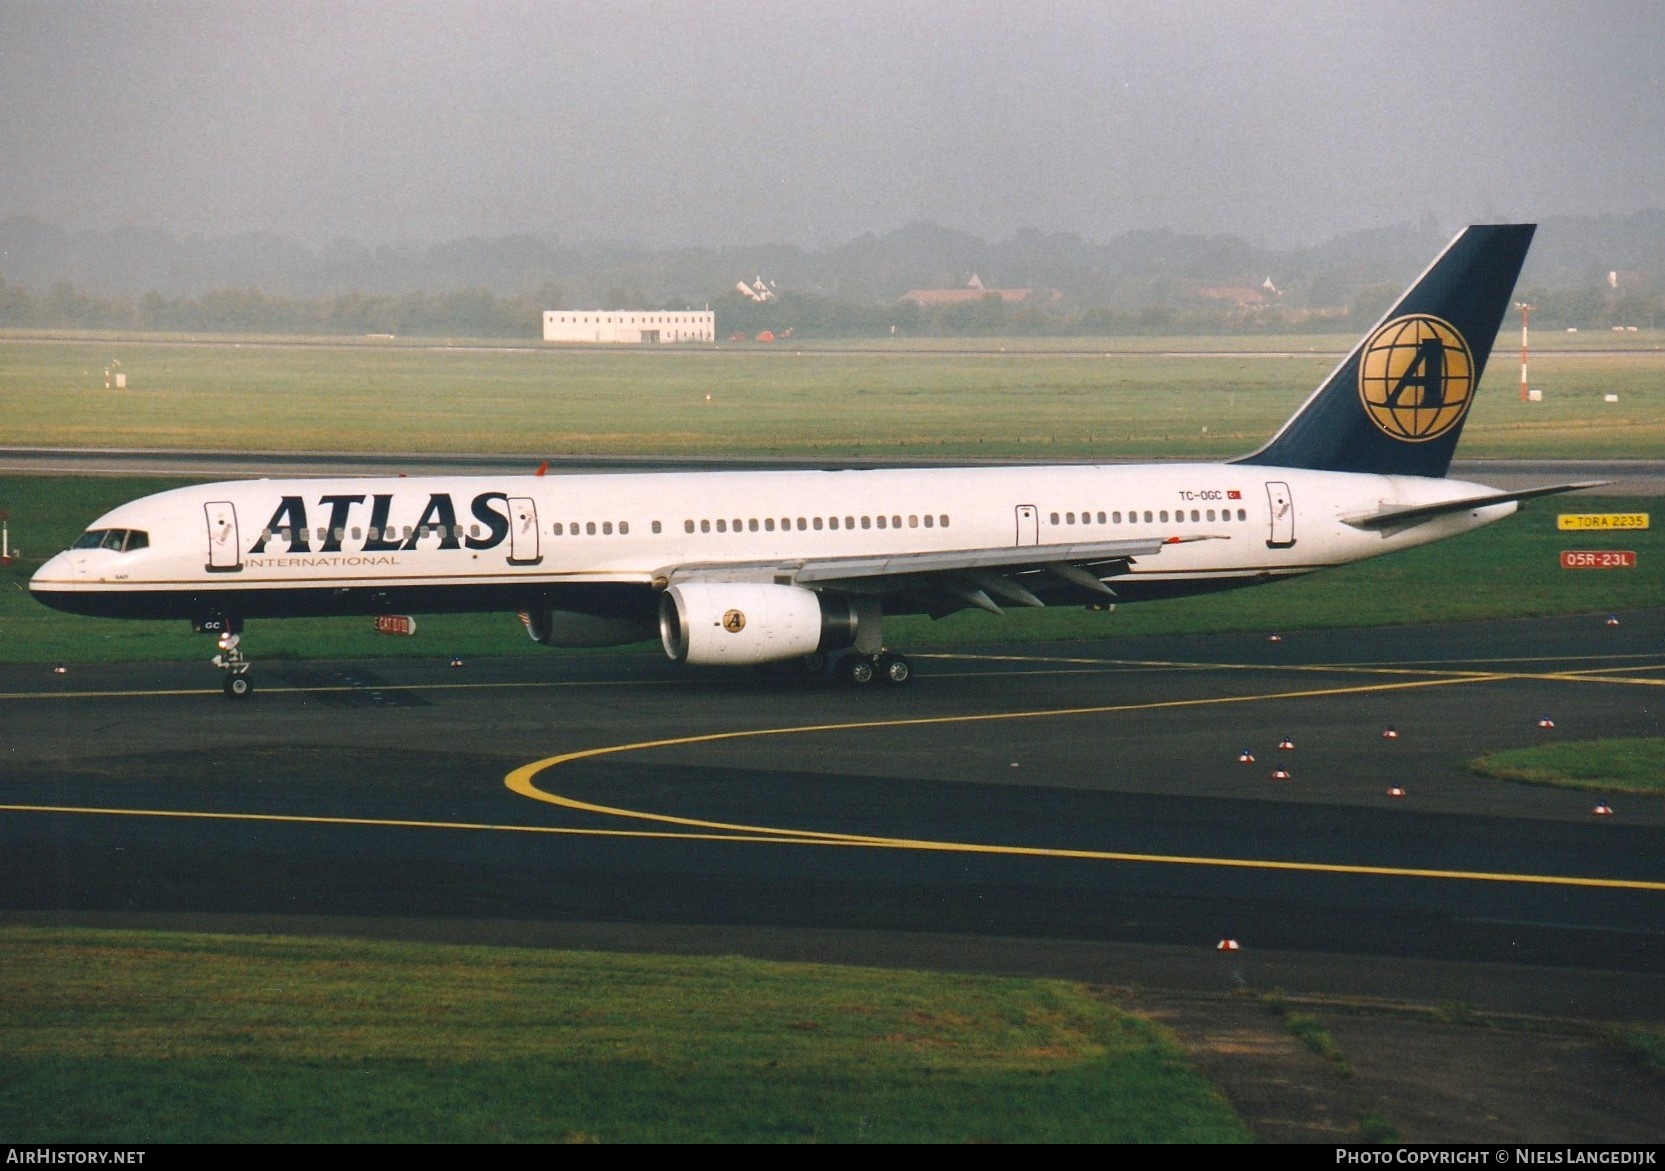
[205,501,242,572]
[1014,504,1039,546]
[1264,482,1295,549]
[507,496,542,565]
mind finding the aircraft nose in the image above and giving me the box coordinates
[29,551,80,594]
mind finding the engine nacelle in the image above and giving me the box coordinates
[521,607,656,648]
[659,582,860,666]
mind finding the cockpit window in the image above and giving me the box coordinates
[71,528,148,552]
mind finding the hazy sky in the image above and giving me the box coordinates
[3,1,1661,249]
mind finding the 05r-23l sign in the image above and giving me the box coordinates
[1559,550,1637,569]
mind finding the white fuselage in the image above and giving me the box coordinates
[30,462,1516,620]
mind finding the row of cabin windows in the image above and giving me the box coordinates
[253,508,1244,547]
[684,513,951,535]
[553,520,640,536]
[262,525,475,543]
[1050,507,1249,525]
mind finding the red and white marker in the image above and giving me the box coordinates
[1382,726,1399,740]
[1238,749,1256,763]
[1270,769,1292,780]
[1216,938,1240,951]
[1277,736,1295,750]
[1593,804,1614,816]
[1606,615,1621,627]
[1267,633,1283,643]
[1538,714,1556,729]
[1387,786,1406,798]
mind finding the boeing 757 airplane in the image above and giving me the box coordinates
[30,224,1601,696]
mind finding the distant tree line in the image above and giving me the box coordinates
[0,278,565,338]
[1511,285,1665,331]
[2,271,1660,340]
[716,288,1454,338]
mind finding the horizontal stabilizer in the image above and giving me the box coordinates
[1340,482,1610,530]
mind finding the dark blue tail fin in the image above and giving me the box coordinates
[1235,224,1535,477]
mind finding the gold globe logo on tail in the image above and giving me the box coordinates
[1357,314,1475,442]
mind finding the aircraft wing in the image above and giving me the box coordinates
[661,534,1225,613]
[1339,482,1611,530]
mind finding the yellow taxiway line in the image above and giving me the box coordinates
[3,799,1663,894]
[7,654,1662,895]
[493,669,1665,893]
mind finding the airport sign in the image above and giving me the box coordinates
[1557,513,1649,531]
[1559,550,1637,569]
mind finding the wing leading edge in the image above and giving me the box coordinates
[659,533,1224,615]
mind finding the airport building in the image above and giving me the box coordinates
[542,310,715,344]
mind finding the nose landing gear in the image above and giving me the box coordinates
[213,631,253,698]
[196,616,252,698]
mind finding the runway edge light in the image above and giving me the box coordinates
[1593,803,1614,816]
[1270,769,1292,780]
[1538,714,1556,729]
[1238,749,1256,764]
[1216,938,1241,951]
[1382,725,1399,740]
[1278,736,1295,750]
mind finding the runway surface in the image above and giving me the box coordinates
[2,447,1662,494]
[4,610,1664,1019]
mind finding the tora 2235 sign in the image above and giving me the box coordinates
[1358,315,1475,442]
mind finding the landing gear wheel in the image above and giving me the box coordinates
[877,652,912,686]
[209,623,252,699]
[838,655,878,686]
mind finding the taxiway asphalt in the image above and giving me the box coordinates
[3,610,1663,1019]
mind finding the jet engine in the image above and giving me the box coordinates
[658,582,863,665]
[521,607,656,647]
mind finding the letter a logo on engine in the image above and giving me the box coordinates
[722,609,746,634]
[1357,314,1475,442]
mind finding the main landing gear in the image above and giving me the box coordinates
[833,650,913,688]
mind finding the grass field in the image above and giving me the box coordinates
[0,927,1250,1143]
[3,332,1664,459]
[1469,739,1665,794]
[3,332,1658,1143]
[0,473,1658,665]
[4,330,1659,665]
